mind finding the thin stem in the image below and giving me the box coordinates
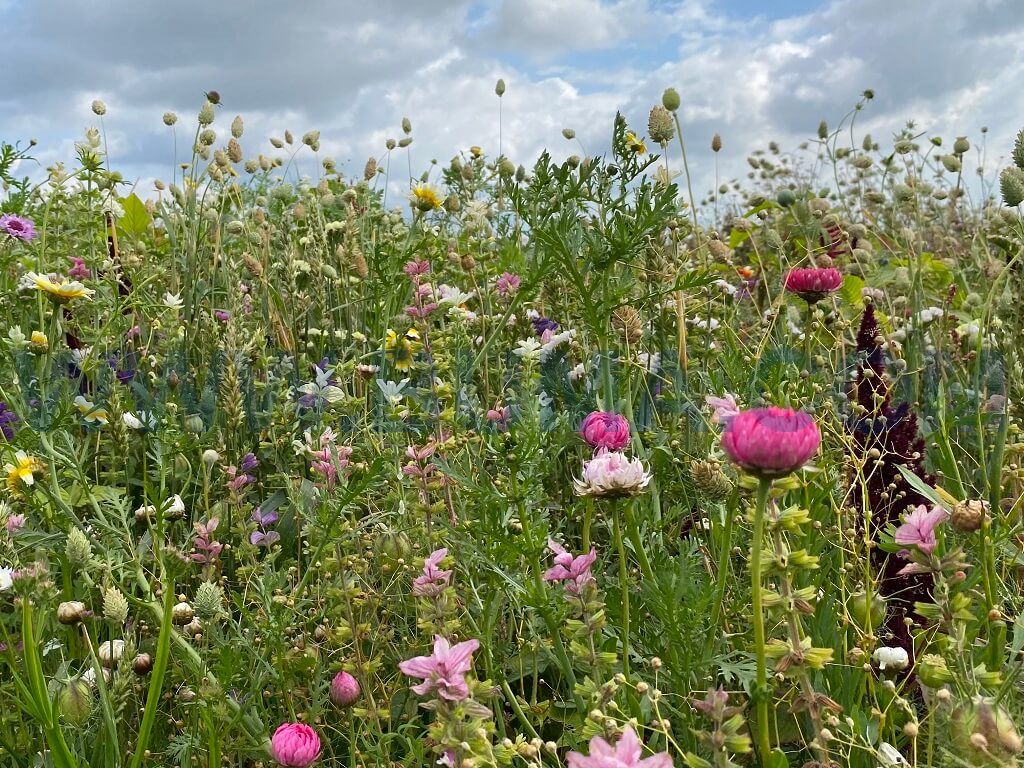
[751,476,773,766]
[613,500,631,677]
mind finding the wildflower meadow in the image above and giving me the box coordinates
[3,84,1024,768]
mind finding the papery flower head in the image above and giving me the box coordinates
[543,540,597,595]
[270,722,322,767]
[573,451,651,497]
[784,267,842,303]
[720,407,820,476]
[580,411,630,450]
[19,272,93,303]
[495,272,521,296]
[399,635,479,701]
[412,548,453,597]
[894,504,948,555]
[0,214,36,242]
[705,393,740,425]
[566,725,673,768]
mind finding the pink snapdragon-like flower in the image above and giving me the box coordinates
[191,518,223,564]
[784,267,842,303]
[705,393,740,425]
[399,635,480,701]
[573,450,651,497]
[894,504,948,555]
[566,725,673,768]
[270,722,321,767]
[329,670,361,707]
[543,540,597,595]
[580,411,631,451]
[720,407,820,476]
[412,548,453,597]
[495,272,521,296]
[68,257,90,280]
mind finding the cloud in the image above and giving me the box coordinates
[1,0,1022,205]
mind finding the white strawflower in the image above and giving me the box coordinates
[574,451,652,497]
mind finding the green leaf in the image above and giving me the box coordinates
[118,193,151,238]
[840,274,865,306]
[767,748,789,768]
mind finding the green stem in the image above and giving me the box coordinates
[707,500,736,660]
[129,567,175,768]
[751,477,773,766]
[613,501,631,677]
[623,499,655,581]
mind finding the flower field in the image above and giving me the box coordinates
[2,87,1024,768]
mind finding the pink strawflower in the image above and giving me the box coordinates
[0,214,36,242]
[399,635,480,701]
[270,722,321,767]
[784,267,842,303]
[329,670,361,707]
[705,393,740,425]
[567,725,673,768]
[580,411,631,451]
[543,540,597,595]
[721,407,820,476]
[573,450,651,497]
[412,548,453,597]
[495,272,521,296]
[894,504,948,555]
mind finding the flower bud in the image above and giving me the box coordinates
[163,112,178,126]
[818,120,829,139]
[58,601,88,625]
[401,117,412,135]
[102,586,129,624]
[198,101,215,126]
[66,528,93,567]
[329,670,360,707]
[711,133,722,153]
[172,601,195,625]
[648,106,675,145]
[133,653,153,675]
[1001,167,1024,207]
[98,640,125,668]
[58,678,94,725]
[495,79,506,97]
[661,88,681,112]
[562,128,576,140]
[202,449,220,467]
[953,136,970,155]
[951,499,988,532]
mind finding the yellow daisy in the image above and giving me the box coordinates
[410,185,442,213]
[20,272,94,303]
[625,132,647,155]
[74,395,109,425]
[29,331,48,350]
[385,328,421,372]
[5,451,43,493]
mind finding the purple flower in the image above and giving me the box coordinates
[721,407,820,476]
[399,635,480,701]
[412,548,452,597]
[250,529,281,547]
[579,411,631,451]
[240,452,259,472]
[68,257,90,279]
[705,393,740,425]
[0,214,37,242]
[543,540,597,595]
[0,402,19,440]
[214,310,231,323]
[531,316,559,336]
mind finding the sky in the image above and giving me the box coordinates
[1,0,1022,204]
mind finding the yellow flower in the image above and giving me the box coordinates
[74,395,109,425]
[625,132,647,155]
[30,331,48,350]
[385,328,421,372]
[19,272,94,303]
[5,451,43,493]
[410,185,442,212]
[469,146,483,158]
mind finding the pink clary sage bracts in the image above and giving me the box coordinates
[399,635,480,702]
[720,407,821,476]
[543,540,597,595]
[566,725,674,768]
[412,547,453,597]
[894,504,949,555]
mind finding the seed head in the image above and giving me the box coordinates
[102,586,130,624]
[401,116,412,135]
[648,106,675,145]
[495,78,506,97]
[1001,167,1024,207]
[231,115,244,138]
[91,99,107,116]
[562,128,576,140]
[163,112,178,127]
[712,133,722,153]
[194,581,224,620]
[1013,128,1024,170]
[198,101,215,126]
[953,136,970,155]
[662,87,681,112]
[818,120,829,139]
[364,157,378,180]
[66,527,93,566]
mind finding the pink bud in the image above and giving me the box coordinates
[579,411,630,451]
[271,722,321,767]
[329,671,360,707]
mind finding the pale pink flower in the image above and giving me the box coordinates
[495,272,521,296]
[704,393,740,425]
[543,541,597,595]
[721,407,820,476]
[270,722,321,767]
[573,451,651,497]
[399,635,479,701]
[894,505,948,555]
[566,725,673,768]
[412,548,453,597]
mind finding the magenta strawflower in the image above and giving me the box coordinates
[270,722,321,767]
[0,214,37,242]
[329,670,361,707]
[894,504,948,555]
[399,635,479,701]
[543,540,597,595]
[721,407,820,476]
[580,411,631,450]
[566,725,673,768]
[784,267,842,303]
[412,547,453,597]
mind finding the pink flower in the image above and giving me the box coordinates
[495,272,521,296]
[580,411,631,451]
[68,257,90,280]
[705,393,740,425]
[573,450,651,497]
[566,725,673,768]
[404,259,430,278]
[721,407,820,476]
[543,540,597,595]
[412,548,453,597]
[329,670,360,707]
[784,267,842,303]
[894,504,948,555]
[214,309,231,322]
[399,635,479,701]
[270,722,321,767]
[0,214,36,242]
[5,514,26,534]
